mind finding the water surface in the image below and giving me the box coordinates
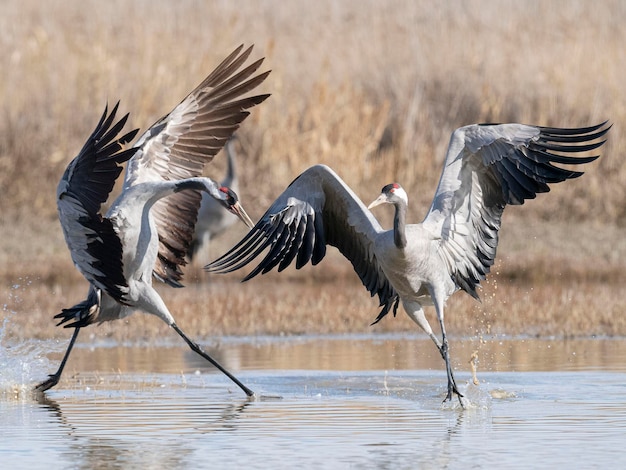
[2,335,626,469]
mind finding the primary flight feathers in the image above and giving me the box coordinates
[37,45,269,396]
[207,120,610,403]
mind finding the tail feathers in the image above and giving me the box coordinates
[54,289,101,328]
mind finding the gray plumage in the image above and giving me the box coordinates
[207,121,610,405]
[189,137,240,261]
[36,45,268,397]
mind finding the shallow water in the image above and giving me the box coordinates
[2,335,626,469]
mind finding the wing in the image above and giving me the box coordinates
[422,121,610,298]
[207,164,400,318]
[57,103,139,302]
[124,45,270,286]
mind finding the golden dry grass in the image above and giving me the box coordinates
[1,0,625,342]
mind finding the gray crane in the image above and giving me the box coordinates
[35,45,269,397]
[207,121,610,405]
[188,137,240,262]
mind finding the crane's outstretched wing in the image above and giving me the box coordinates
[422,121,610,299]
[57,103,139,302]
[123,45,271,286]
[206,164,400,319]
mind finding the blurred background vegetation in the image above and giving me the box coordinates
[0,0,624,340]
[1,0,624,222]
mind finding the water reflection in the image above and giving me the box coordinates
[43,373,452,467]
[2,336,626,468]
[32,388,253,469]
[33,335,626,386]
[15,367,625,468]
[227,335,626,373]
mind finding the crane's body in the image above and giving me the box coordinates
[68,178,231,326]
[208,122,610,405]
[374,226,451,301]
[36,45,268,397]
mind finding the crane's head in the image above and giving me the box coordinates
[218,186,254,228]
[367,183,408,210]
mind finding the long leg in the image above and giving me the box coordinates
[404,299,464,405]
[428,292,464,405]
[34,327,81,393]
[438,334,463,402]
[171,323,254,397]
[403,300,443,350]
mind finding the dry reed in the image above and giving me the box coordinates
[1,0,625,342]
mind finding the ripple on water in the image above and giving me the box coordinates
[2,334,626,468]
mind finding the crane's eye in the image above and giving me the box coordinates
[219,186,238,205]
[381,183,397,194]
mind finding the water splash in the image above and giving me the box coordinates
[1,282,57,401]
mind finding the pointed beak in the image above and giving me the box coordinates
[367,194,387,210]
[230,201,255,228]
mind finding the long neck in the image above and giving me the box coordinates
[175,177,220,198]
[393,201,408,249]
[120,177,220,211]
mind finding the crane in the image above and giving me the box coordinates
[206,121,610,405]
[35,45,269,397]
[188,137,240,262]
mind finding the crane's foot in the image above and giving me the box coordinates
[34,374,60,394]
[441,380,470,409]
[444,385,463,401]
[442,392,467,410]
[442,358,467,408]
[443,379,464,399]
